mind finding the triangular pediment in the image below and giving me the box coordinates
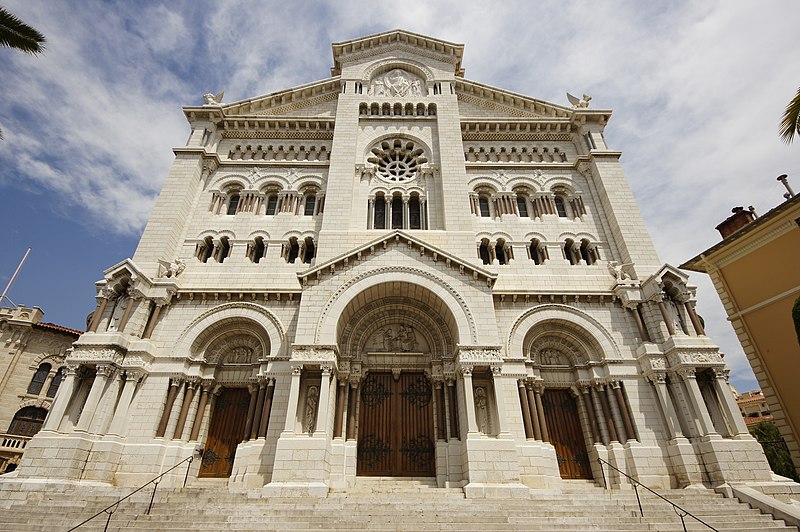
[297,230,496,286]
[331,30,465,77]
[456,79,578,120]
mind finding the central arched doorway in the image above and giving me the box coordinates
[336,281,459,478]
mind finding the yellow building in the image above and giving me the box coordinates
[681,182,800,478]
[736,390,774,428]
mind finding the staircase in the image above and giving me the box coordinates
[0,478,796,531]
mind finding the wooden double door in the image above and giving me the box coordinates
[542,388,592,479]
[199,387,250,478]
[357,372,435,477]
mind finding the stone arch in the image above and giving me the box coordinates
[315,267,477,345]
[507,304,621,362]
[29,352,66,370]
[208,174,248,191]
[363,58,435,83]
[173,302,286,359]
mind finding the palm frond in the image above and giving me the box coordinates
[779,86,800,144]
[0,7,46,54]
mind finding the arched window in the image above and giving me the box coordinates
[391,197,403,229]
[226,193,240,215]
[198,236,214,263]
[580,239,599,265]
[409,196,421,229]
[302,237,316,264]
[215,237,231,263]
[373,194,386,229]
[516,196,529,218]
[249,237,266,263]
[8,406,47,437]
[286,237,300,263]
[478,239,491,265]
[46,367,64,398]
[265,194,278,215]
[495,239,509,265]
[478,196,491,218]
[564,238,580,265]
[27,363,51,395]
[554,195,568,218]
[530,239,547,265]
[304,194,316,216]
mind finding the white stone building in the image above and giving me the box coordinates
[13,30,776,497]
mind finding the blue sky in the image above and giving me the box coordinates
[1,1,798,392]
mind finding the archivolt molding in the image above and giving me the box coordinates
[18,398,51,410]
[314,266,478,345]
[173,302,286,359]
[362,57,435,83]
[30,352,66,370]
[507,304,621,362]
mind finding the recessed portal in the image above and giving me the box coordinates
[199,387,250,478]
[542,389,592,479]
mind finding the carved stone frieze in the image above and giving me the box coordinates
[457,346,503,367]
[67,346,124,365]
[665,348,723,369]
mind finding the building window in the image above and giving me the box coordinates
[478,239,491,265]
[215,237,231,263]
[374,195,386,229]
[367,139,428,184]
[530,239,547,265]
[391,197,403,229]
[197,236,214,263]
[248,237,267,263]
[8,406,47,437]
[226,193,240,215]
[265,195,278,215]
[304,195,316,216]
[580,239,599,265]
[495,239,509,265]
[302,237,316,264]
[554,196,568,218]
[286,237,300,263]
[516,196,529,218]
[409,196,421,229]
[27,363,51,395]
[564,238,580,265]
[479,197,491,218]
[46,367,64,398]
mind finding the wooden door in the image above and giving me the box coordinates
[199,387,250,478]
[542,388,592,479]
[357,372,435,477]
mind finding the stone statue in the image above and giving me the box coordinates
[203,91,224,106]
[567,92,592,108]
[304,385,319,434]
[475,386,489,434]
[607,260,633,281]
[166,258,185,278]
[383,328,395,351]
[369,69,420,97]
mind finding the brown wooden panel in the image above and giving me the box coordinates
[542,389,592,480]
[358,372,435,477]
[199,387,250,478]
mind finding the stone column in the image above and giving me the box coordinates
[678,369,717,437]
[242,383,259,442]
[685,302,705,335]
[156,378,181,437]
[367,197,375,230]
[42,364,80,431]
[172,380,197,440]
[598,384,619,442]
[117,289,137,333]
[402,197,410,229]
[604,383,627,443]
[526,383,542,441]
[460,367,478,434]
[581,386,601,443]
[574,387,596,444]
[333,378,347,439]
[589,385,610,444]
[534,386,549,442]
[518,380,534,439]
[164,380,186,439]
[314,366,332,437]
[656,298,676,336]
[612,381,636,441]
[436,381,447,441]
[283,366,302,433]
[346,380,359,440]
[648,374,683,439]
[490,367,510,434]
[107,370,143,436]
[258,378,276,438]
[190,384,211,441]
[76,364,114,432]
[627,304,650,342]
[87,293,110,332]
[250,380,267,440]
[447,379,459,439]
[712,369,749,436]
[142,303,164,339]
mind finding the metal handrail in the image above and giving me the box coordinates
[67,455,194,531]
[597,457,718,532]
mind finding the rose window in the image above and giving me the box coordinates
[367,140,428,183]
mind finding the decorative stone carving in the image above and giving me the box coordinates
[304,385,319,434]
[567,93,592,108]
[221,346,256,365]
[530,335,583,366]
[474,386,490,434]
[372,324,421,352]
[203,91,224,106]
[290,345,338,365]
[457,347,503,365]
[607,261,635,283]
[205,334,264,365]
[368,69,423,97]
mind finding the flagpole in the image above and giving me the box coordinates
[0,247,31,307]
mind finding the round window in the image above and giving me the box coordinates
[367,139,428,183]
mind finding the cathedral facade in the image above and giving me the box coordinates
[14,30,773,497]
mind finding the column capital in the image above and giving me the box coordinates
[95,364,116,378]
[460,365,473,377]
[676,367,696,380]
[646,372,667,385]
[291,365,303,376]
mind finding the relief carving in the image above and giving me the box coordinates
[304,385,319,434]
[369,69,423,97]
